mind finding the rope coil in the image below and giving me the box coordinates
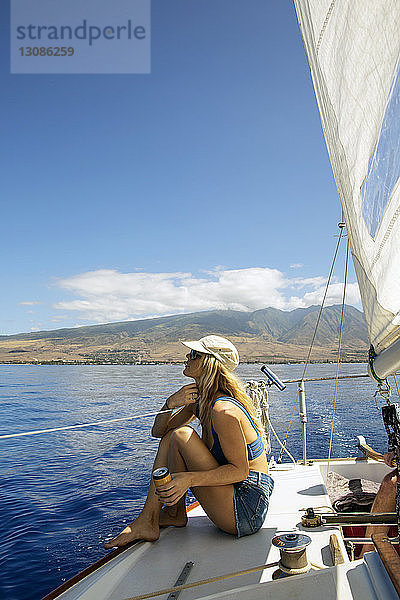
[246,380,296,466]
[246,380,271,453]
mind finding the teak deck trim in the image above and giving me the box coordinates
[372,532,400,597]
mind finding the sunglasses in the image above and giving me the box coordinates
[189,349,202,360]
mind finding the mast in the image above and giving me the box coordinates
[294,0,400,380]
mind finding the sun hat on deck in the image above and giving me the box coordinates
[182,335,239,371]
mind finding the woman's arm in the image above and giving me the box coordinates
[151,383,198,438]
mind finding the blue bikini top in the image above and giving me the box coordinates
[196,396,265,466]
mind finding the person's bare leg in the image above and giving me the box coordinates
[161,426,237,535]
[159,433,189,528]
[104,430,173,549]
[359,470,397,557]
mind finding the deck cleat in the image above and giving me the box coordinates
[301,507,322,528]
[272,532,312,578]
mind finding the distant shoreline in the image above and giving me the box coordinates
[0,359,367,366]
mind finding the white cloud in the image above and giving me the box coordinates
[19,301,41,306]
[290,263,304,269]
[53,267,362,323]
[287,276,326,289]
[285,282,361,310]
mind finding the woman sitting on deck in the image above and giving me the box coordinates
[105,335,274,547]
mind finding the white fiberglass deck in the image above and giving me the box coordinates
[56,460,397,600]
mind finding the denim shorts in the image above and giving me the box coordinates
[233,471,274,538]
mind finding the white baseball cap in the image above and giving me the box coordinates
[182,335,239,371]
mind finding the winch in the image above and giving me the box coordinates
[272,532,312,578]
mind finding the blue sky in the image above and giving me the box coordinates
[1,1,359,335]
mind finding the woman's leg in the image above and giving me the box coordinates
[167,427,237,535]
[105,426,238,548]
[158,430,189,528]
[104,430,174,549]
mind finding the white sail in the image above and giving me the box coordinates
[294,1,400,378]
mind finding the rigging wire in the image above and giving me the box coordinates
[300,224,346,379]
[277,223,345,461]
[327,238,350,475]
[282,373,370,384]
[0,409,173,440]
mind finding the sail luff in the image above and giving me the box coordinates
[294,0,400,378]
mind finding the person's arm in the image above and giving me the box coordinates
[157,404,249,505]
[151,383,198,438]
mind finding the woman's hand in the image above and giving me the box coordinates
[155,472,192,506]
[167,384,198,410]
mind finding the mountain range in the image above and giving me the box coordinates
[0,305,369,363]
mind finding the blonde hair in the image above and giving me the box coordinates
[197,354,263,436]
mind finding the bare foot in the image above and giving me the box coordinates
[104,516,160,549]
[159,505,188,528]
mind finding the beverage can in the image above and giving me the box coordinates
[153,466,172,487]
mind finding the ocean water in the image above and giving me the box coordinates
[0,363,390,600]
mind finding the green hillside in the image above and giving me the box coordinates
[0,305,368,364]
